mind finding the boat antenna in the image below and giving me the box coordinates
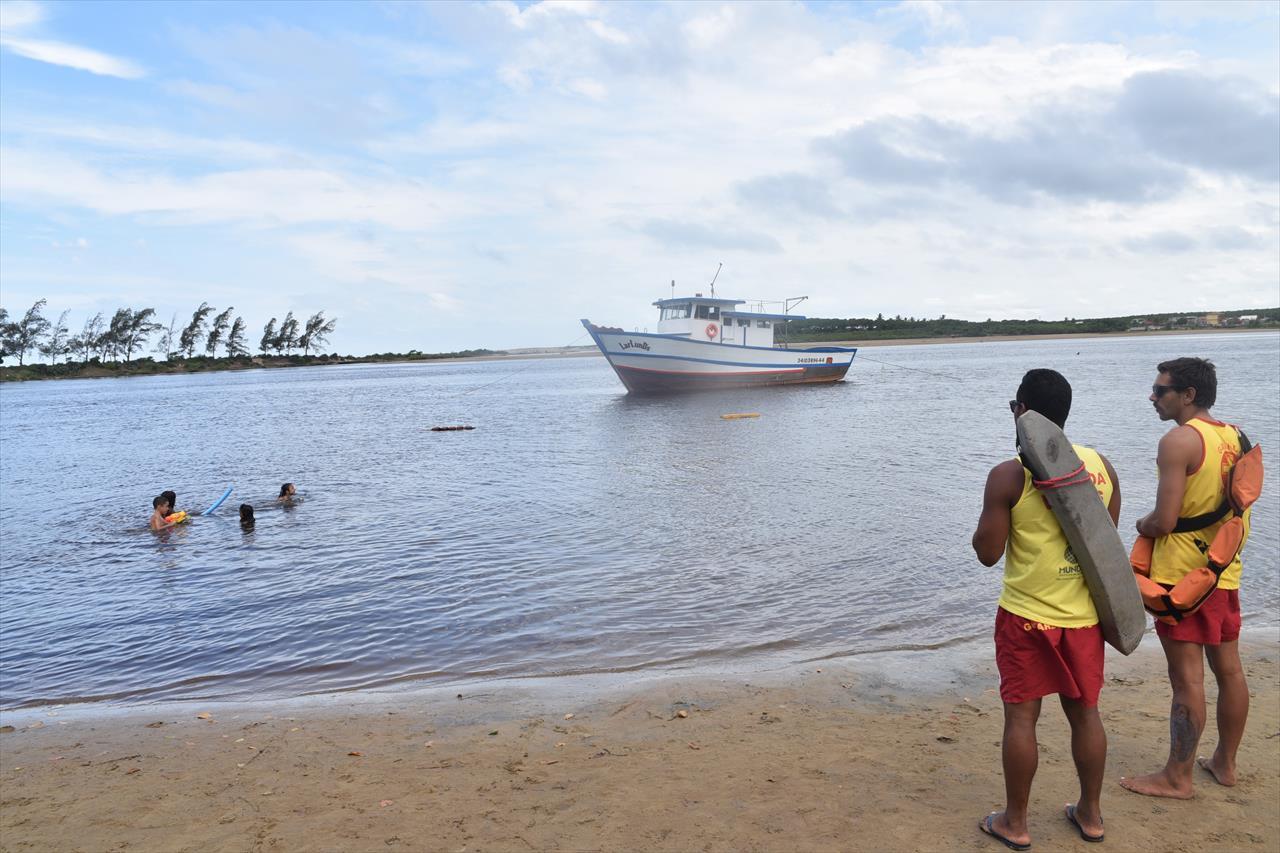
[671,279,675,299]
[708,262,722,297]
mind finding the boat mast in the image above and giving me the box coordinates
[708,262,722,298]
[782,296,808,349]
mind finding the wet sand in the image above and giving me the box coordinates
[2,633,1277,852]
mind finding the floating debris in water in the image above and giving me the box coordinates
[431,425,476,431]
[720,413,760,420]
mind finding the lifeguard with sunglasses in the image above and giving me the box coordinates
[1120,357,1260,800]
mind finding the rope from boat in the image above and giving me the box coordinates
[851,352,965,381]
[444,331,592,398]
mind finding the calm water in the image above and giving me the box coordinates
[1,333,1277,710]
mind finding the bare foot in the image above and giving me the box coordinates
[1197,755,1237,786]
[1119,770,1195,799]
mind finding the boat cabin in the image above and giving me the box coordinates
[653,295,803,347]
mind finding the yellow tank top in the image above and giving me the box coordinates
[999,445,1113,628]
[1151,417,1249,589]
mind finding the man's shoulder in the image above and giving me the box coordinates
[987,458,1027,496]
[1160,422,1204,453]
[990,457,1025,477]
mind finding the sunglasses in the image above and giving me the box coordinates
[1009,399,1023,413]
[1151,383,1183,397]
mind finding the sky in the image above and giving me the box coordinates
[1,0,1278,357]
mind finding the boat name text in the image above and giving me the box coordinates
[619,340,651,351]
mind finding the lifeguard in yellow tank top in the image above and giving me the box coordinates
[1120,356,1254,802]
[1150,417,1249,590]
[1000,445,1114,628]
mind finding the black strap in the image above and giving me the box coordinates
[1171,426,1252,533]
[1173,501,1230,533]
[1156,594,1185,623]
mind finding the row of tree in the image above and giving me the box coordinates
[0,301,337,366]
[784,308,1280,341]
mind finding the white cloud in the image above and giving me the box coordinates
[0,1,144,78]
[894,0,967,36]
[0,1,1276,353]
[587,19,629,45]
[6,116,296,165]
[684,6,739,47]
[0,147,465,231]
[0,36,144,78]
[567,77,606,100]
[494,0,598,30]
[0,0,44,30]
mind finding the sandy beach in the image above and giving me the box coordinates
[3,633,1276,852]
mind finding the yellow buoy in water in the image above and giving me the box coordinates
[720,413,760,420]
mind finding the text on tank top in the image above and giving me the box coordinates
[999,444,1113,628]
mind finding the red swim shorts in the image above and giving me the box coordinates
[1155,588,1241,645]
[994,607,1104,706]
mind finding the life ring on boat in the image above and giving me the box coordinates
[706,323,718,339]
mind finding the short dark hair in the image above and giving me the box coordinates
[162,490,176,507]
[1017,368,1072,428]
[153,495,169,509]
[239,503,255,521]
[279,483,293,497]
[1157,357,1217,409]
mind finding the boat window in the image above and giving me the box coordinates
[695,304,710,319]
[661,304,692,320]
[739,318,752,326]
[757,320,771,328]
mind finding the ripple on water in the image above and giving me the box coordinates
[1,334,1278,709]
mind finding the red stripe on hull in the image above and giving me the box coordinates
[612,362,851,393]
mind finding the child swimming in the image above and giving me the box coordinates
[149,495,179,531]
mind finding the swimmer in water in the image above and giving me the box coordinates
[240,503,255,530]
[149,495,178,531]
[162,490,178,513]
[277,482,297,503]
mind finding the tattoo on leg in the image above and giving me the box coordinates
[1170,703,1198,762]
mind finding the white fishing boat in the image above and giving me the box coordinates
[582,291,856,393]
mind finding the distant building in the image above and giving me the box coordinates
[1204,312,1221,326]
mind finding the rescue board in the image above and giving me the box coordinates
[1016,411,1146,655]
[201,486,233,517]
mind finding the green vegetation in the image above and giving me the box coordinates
[0,299,354,382]
[0,349,503,382]
[1,299,338,367]
[779,308,1280,342]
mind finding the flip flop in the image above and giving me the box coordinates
[980,813,1031,851]
[1065,804,1104,843]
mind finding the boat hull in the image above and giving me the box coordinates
[581,320,856,394]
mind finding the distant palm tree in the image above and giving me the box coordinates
[299,311,337,355]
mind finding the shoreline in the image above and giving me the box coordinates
[430,327,1280,363]
[2,328,1274,382]
[3,633,1277,852]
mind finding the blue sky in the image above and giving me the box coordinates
[1,0,1277,356]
